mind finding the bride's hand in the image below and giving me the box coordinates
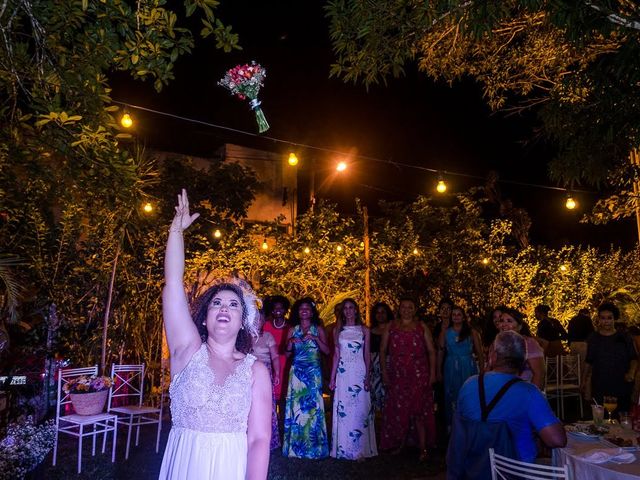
[170,189,200,232]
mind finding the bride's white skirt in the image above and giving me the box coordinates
[159,427,247,480]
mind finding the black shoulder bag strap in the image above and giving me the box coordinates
[479,373,522,422]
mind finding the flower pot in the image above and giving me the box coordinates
[70,390,108,415]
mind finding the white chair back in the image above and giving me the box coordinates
[489,448,572,479]
[545,356,560,392]
[560,354,581,386]
[108,364,145,410]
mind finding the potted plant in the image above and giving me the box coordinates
[63,375,113,415]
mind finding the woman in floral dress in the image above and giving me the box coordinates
[380,297,437,461]
[282,298,331,458]
[329,299,377,459]
[253,310,281,450]
[370,302,393,412]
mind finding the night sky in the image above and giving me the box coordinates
[111,1,637,249]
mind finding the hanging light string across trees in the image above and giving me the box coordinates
[111,99,595,200]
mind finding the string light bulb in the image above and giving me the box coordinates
[481,257,490,265]
[303,247,310,254]
[436,177,447,193]
[142,202,153,213]
[413,248,419,255]
[565,193,577,210]
[120,112,133,128]
[288,152,299,166]
[261,238,268,250]
[336,161,347,172]
[336,245,343,252]
[559,264,568,272]
[213,229,222,239]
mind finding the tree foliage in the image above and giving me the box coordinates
[182,189,640,331]
[326,0,640,220]
[0,0,246,376]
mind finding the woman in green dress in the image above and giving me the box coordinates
[282,297,331,458]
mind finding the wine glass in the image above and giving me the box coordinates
[603,396,618,423]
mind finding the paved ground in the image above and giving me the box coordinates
[33,421,447,479]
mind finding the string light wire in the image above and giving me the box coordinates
[112,100,595,195]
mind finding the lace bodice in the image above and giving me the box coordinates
[169,344,255,433]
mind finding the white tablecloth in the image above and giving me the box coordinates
[553,436,640,479]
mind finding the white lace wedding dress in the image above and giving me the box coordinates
[159,344,255,479]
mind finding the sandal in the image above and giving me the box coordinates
[390,446,404,456]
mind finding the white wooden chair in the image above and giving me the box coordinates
[545,354,583,420]
[489,448,572,479]
[53,366,118,474]
[107,364,163,460]
[545,355,560,410]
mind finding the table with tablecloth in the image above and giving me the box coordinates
[553,435,640,479]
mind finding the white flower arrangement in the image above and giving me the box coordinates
[0,417,56,480]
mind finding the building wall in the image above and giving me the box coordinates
[220,144,297,229]
[153,144,298,230]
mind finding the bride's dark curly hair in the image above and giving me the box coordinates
[191,279,260,354]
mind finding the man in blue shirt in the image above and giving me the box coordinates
[456,331,566,462]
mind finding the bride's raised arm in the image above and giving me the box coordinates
[163,189,202,375]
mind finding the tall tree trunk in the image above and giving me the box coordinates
[363,206,371,326]
[101,242,121,373]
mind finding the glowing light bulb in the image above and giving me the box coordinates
[336,245,343,252]
[288,153,299,166]
[120,113,133,128]
[261,239,268,250]
[413,248,419,255]
[436,180,447,193]
[565,196,577,210]
[303,247,310,254]
[482,257,490,265]
[336,161,347,172]
[142,202,153,213]
[559,264,568,272]
[213,229,222,239]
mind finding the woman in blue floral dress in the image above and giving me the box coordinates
[282,298,331,458]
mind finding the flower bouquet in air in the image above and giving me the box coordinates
[218,61,270,133]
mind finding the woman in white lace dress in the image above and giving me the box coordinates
[159,189,271,480]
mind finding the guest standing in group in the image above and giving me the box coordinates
[582,302,638,413]
[380,297,437,461]
[481,306,504,351]
[282,298,330,458]
[438,306,484,428]
[253,310,281,450]
[263,295,291,407]
[492,308,545,389]
[159,190,271,480]
[567,308,594,360]
[433,298,453,431]
[535,305,567,357]
[370,302,393,411]
[329,299,377,459]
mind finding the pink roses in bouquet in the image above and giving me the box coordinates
[218,61,270,133]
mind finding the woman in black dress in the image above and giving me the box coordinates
[582,302,638,413]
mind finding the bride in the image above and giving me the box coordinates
[159,189,271,480]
